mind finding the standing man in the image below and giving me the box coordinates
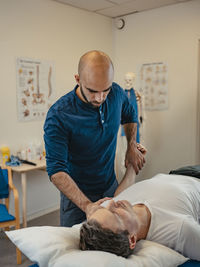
[44,50,145,227]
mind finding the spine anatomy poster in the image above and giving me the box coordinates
[139,62,168,110]
[16,57,56,121]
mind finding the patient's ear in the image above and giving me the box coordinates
[128,234,136,249]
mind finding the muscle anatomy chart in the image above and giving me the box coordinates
[16,57,56,121]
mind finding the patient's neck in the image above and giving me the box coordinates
[132,204,151,240]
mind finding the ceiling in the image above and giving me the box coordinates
[52,0,193,18]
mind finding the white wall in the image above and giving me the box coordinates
[0,0,113,221]
[114,0,200,181]
[2,0,200,221]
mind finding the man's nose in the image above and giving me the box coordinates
[95,92,104,102]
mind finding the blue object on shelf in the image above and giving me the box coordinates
[6,155,21,166]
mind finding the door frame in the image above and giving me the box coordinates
[196,40,200,163]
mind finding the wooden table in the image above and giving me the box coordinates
[11,159,46,227]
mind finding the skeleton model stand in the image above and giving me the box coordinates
[116,72,145,182]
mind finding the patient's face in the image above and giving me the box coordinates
[88,199,138,234]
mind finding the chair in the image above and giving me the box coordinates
[0,166,22,264]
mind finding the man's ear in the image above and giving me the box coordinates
[75,74,80,84]
[128,234,136,250]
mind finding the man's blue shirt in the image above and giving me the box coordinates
[44,82,137,194]
[121,88,140,143]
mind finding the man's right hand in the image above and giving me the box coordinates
[85,197,111,219]
[125,143,147,174]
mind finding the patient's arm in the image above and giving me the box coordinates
[114,164,136,196]
[114,144,147,196]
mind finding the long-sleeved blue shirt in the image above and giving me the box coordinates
[44,82,137,194]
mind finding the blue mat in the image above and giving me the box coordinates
[179,260,200,267]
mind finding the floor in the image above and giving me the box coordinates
[0,209,60,267]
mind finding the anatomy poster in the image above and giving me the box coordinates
[139,62,168,110]
[16,57,56,121]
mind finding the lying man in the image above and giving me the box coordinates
[79,163,200,261]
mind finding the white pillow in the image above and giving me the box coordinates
[6,225,188,267]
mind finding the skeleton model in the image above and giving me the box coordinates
[123,72,145,143]
[116,72,145,182]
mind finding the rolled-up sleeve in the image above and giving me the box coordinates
[120,89,138,125]
[44,108,70,178]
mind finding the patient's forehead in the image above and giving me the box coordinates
[89,207,124,232]
[90,207,111,219]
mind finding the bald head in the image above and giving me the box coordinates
[75,51,114,107]
[78,50,114,79]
